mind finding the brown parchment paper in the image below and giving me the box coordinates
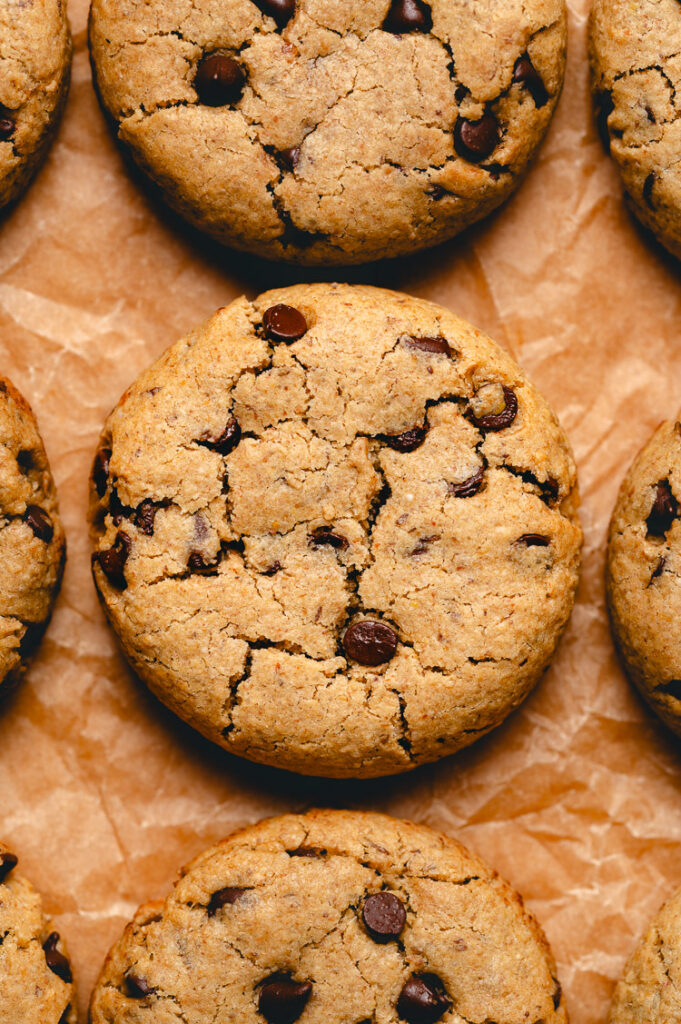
[1,1,680,1019]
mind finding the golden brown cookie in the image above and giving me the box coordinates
[89,0,567,265]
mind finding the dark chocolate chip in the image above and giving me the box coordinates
[404,336,452,356]
[199,416,242,455]
[95,531,131,591]
[343,620,398,666]
[595,90,614,151]
[383,425,428,452]
[207,886,247,915]
[383,0,432,34]
[125,973,152,999]
[279,146,301,170]
[43,933,72,984]
[24,505,53,543]
[513,54,549,108]
[397,974,451,1024]
[647,480,678,537]
[0,851,17,883]
[0,110,15,141]
[17,449,34,473]
[454,112,500,163]
[308,526,348,550]
[289,846,324,858]
[258,974,313,1024]
[109,486,133,526]
[658,680,681,700]
[516,533,550,547]
[468,385,518,432]
[362,892,406,942]
[262,304,308,343]
[135,500,158,536]
[643,172,656,208]
[187,550,218,573]
[254,0,296,28]
[195,54,245,106]
[93,448,111,498]
[651,555,666,582]
[449,467,484,498]
[262,561,283,576]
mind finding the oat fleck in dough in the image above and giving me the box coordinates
[0,377,65,693]
[88,0,567,266]
[89,810,568,1024]
[590,0,681,259]
[0,0,72,210]
[0,841,77,1024]
[89,284,582,778]
[607,413,681,736]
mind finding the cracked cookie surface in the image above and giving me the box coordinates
[0,376,65,693]
[0,0,71,210]
[0,841,77,1024]
[88,0,567,266]
[89,809,568,1024]
[607,413,681,736]
[89,283,581,778]
[589,0,681,259]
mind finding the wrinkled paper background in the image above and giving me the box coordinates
[0,1,679,1019]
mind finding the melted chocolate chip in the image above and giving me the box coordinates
[24,505,53,543]
[43,933,72,984]
[513,54,549,108]
[95,531,131,590]
[279,146,301,171]
[595,90,614,151]
[199,416,242,455]
[262,304,308,343]
[125,973,152,999]
[135,500,158,536]
[343,620,398,666]
[0,851,17,883]
[449,467,484,498]
[195,54,245,106]
[207,886,247,915]
[383,0,432,33]
[93,447,111,498]
[0,110,15,141]
[468,385,518,432]
[647,480,678,537]
[308,526,348,550]
[454,112,501,163]
[258,975,313,1024]
[405,336,452,356]
[397,974,451,1024]
[516,534,550,547]
[254,0,296,28]
[362,892,406,942]
[383,425,428,452]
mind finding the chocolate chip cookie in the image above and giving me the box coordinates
[607,413,681,736]
[0,376,65,693]
[89,283,582,778]
[609,884,681,1024]
[88,0,567,265]
[0,841,77,1024]
[589,0,681,259]
[89,809,567,1024]
[0,0,72,210]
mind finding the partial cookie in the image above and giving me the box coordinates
[0,841,77,1024]
[89,809,567,1024]
[589,0,681,259]
[0,0,72,210]
[89,0,567,265]
[89,283,581,778]
[0,376,65,692]
[607,414,681,736]
[609,885,681,1024]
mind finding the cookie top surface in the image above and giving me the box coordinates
[610,885,681,1024]
[89,809,567,1024]
[89,0,567,265]
[0,376,65,691]
[0,841,76,1024]
[607,414,681,734]
[0,0,71,209]
[589,0,681,258]
[89,284,581,778]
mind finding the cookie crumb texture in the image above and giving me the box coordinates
[609,885,681,1024]
[590,0,681,259]
[0,377,65,692]
[89,810,567,1024]
[0,841,77,1024]
[88,0,567,265]
[89,284,581,778]
[0,0,71,210]
[607,414,681,736]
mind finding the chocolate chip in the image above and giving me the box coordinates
[199,416,242,455]
[109,486,133,526]
[93,447,111,498]
[134,500,158,536]
[449,467,484,498]
[262,561,283,576]
[95,531,131,591]
[516,534,550,547]
[207,886,247,915]
[187,550,218,573]
[647,480,678,537]
[308,526,348,550]
[454,112,501,163]
[383,0,432,34]
[43,933,72,984]
[0,851,17,883]
[383,425,428,452]
[343,620,398,666]
[24,505,53,543]
[262,304,308,343]
[411,534,440,556]
[279,146,301,171]
[397,974,451,1024]
[17,449,34,473]
[0,110,15,141]
[468,385,518,432]
[405,336,452,356]
[125,973,152,999]
[595,90,614,151]
[195,54,245,106]
[362,892,406,942]
[651,555,666,582]
[258,974,312,1024]
[513,54,549,108]
[644,172,656,208]
[254,0,296,28]
[289,846,323,858]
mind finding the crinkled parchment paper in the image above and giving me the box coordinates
[0,1,680,1019]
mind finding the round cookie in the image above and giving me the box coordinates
[89,809,567,1024]
[88,0,567,266]
[609,885,681,1024]
[0,0,72,210]
[589,0,681,260]
[0,841,77,1024]
[0,376,65,692]
[89,283,582,778]
[607,413,681,736]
